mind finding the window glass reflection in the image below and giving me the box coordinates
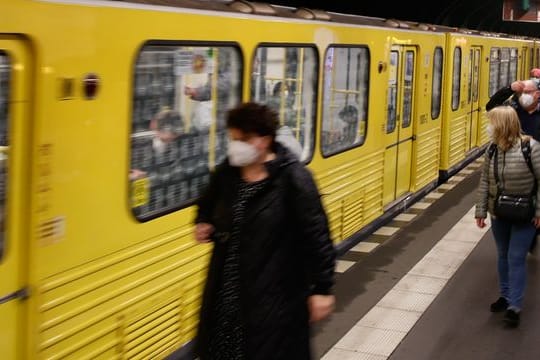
[250,46,318,161]
[321,46,370,155]
[130,45,242,220]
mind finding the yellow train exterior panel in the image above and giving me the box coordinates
[0,0,538,358]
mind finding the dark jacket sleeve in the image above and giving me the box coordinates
[486,86,514,111]
[288,164,336,295]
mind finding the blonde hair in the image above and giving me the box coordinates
[487,106,530,151]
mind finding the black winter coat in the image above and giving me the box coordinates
[194,144,336,360]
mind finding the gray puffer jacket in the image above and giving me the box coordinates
[475,138,540,219]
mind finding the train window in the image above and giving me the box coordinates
[451,47,461,111]
[402,51,415,128]
[431,47,443,119]
[489,48,500,97]
[500,48,510,88]
[251,46,317,162]
[0,53,9,261]
[130,44,242,221]
[509,48,518,84]
[321,46,370,155]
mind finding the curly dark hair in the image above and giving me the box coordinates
[226,102,279,138]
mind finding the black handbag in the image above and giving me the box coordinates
[492,140,536,223]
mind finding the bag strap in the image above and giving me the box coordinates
[521,139,538,194]
[487,142,498,188]
[520,139,534,174]
[487,142,497,160]
[492,139,536,192]
[492,145,501,191]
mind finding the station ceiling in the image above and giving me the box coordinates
[270,0,540,37]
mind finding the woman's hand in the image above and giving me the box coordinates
[129,169,147,181]
[195,222,214,243]
[532,217,540,228]
[308,294,335,323]
[475,217,486,228]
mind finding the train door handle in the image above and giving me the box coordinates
[0,287,29,305]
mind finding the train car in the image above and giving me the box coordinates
[533,38,540,69]
[438,30,535,179]
[0,1,537,359]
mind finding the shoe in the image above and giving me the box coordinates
[490,297,508,312]
[503,309,520,327]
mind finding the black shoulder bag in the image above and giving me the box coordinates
[492,140,537,223]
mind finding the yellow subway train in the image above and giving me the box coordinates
[0,0,538,358]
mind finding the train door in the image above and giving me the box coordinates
[0,37,30,360]
[467,46,481,149]
[383,46,416,206]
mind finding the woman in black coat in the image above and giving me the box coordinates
[194,102,336,360]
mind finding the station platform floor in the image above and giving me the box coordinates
[312,157,540,360]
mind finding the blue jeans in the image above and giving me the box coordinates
[490,217,535,311]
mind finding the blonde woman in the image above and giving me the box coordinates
[475,105,540,327]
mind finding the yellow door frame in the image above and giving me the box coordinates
[383,45,416,207]
[395,46,416,198]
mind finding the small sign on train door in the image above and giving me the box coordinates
[131,177,150,207]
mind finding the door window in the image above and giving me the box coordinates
[386,51,399,133]
[472,49,480,102]
[452,47,462,111]
[402,50,414,128]
[467,49,473,104]
[431,47,443,119]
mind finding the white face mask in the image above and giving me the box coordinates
[152,136,167,155]
[486,123,494,138]
[519,93,535,108]
[227,140,260,167]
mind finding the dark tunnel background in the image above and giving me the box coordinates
[269,0,540,37]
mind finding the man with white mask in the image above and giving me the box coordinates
[530,68,540,80]
[486,78,540,141]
